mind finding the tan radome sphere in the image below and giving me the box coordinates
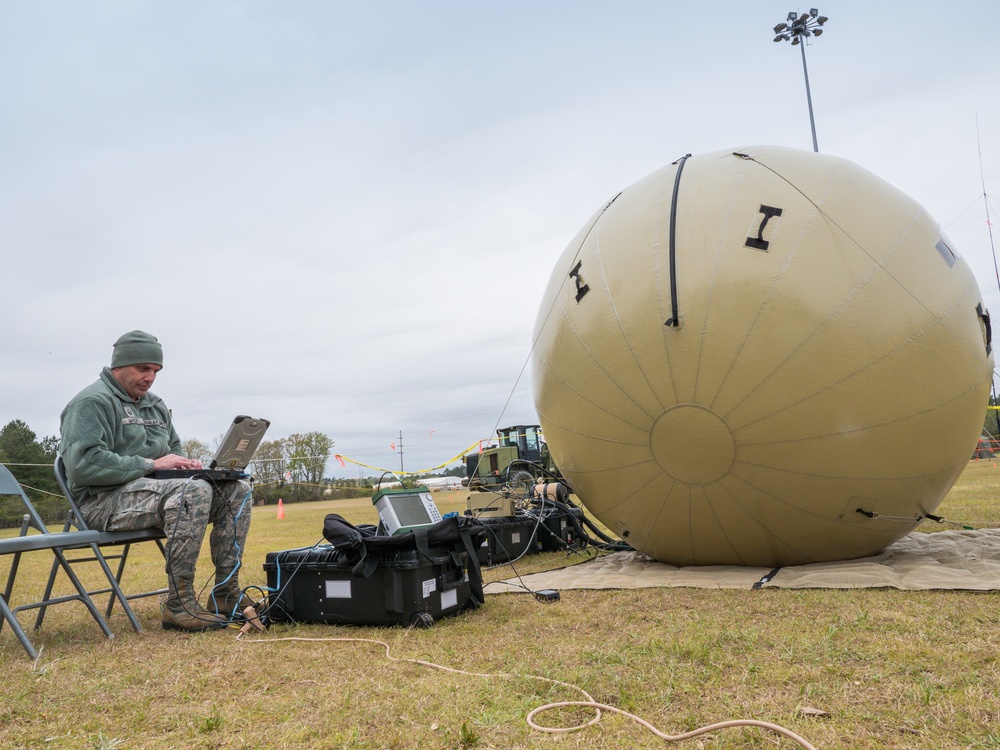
[532,145,994,567]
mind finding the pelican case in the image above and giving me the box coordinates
[263,514,486,628]
[537,505,586,551]
[477,514,540,565]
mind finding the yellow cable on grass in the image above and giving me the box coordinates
[240,635,818,748]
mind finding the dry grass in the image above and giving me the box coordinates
[2,473,1000,750]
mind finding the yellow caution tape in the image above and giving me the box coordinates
[335,439,485,476]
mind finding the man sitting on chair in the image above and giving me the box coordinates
[59,330,252,632]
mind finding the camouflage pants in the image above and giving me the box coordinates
[81,477,253,588]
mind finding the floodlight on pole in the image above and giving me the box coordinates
[772,8,828,152]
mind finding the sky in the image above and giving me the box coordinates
[2,1,999,479]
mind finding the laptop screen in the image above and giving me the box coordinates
[211,415,270,469]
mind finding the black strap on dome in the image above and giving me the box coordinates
[665,154,691,328]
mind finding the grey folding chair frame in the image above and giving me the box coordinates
[44,455,168,634]
[0,464,116,660]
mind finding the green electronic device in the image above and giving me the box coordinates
[372,486,443,535]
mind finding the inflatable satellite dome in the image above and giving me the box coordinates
[532,145,993,567]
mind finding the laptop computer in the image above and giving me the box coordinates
[151,415,270,480]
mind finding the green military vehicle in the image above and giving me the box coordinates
[464,424,561,491]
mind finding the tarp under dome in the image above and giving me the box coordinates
[484,529,1000,592]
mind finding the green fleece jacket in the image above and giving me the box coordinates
[59,367,184,501]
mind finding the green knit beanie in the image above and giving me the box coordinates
[111,330,163,368]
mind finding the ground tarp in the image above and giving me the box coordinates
[483,529,1000,593]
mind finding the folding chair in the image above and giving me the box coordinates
[36,456,168,634]
[0,464,114,660]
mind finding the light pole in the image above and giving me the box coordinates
[773,9,828,153]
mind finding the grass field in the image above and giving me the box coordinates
[2,464,1000,750]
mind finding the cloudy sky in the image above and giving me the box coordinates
[2,1,998,479]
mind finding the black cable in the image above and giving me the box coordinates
[164,477,224,627]
[480,460,631,552]
[500,458,567,489]
[553,501,631,551]
[480,510,553,601]
[255,537,329,624]
[481,510,546,570]
[202,477,256,622]
[531,510,585,553]
[524,491,631,551]
[665,153,691,328]
[165,475,255,627]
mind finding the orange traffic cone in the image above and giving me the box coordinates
[277,498,285,520]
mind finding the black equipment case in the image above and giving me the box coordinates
[538,505,585,551]
[264,514,486,628]
[476,502,588,564]
[477,514,540,565]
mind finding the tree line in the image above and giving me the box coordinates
[985,396,1000,439]
[0,420,64,528]
[216,432,342,505]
